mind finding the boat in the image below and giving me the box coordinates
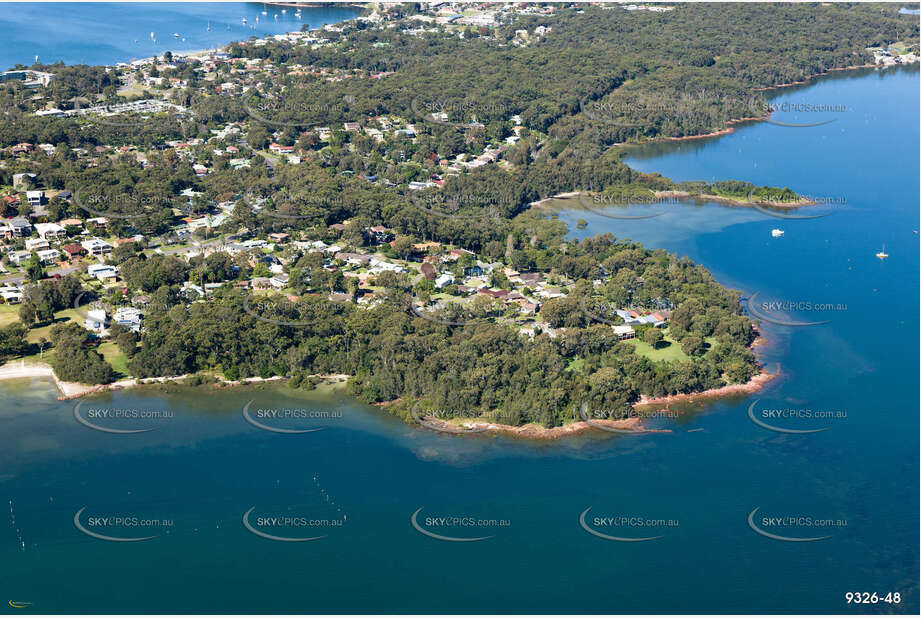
[771,229,784,237]
[207,21,211,31]
[173,32,180,38]
[241,17,247,24]
[876,244,889,259]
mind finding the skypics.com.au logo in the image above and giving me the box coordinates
[73,506,173,542]
[579,507,678,542]
[410,507,510,542]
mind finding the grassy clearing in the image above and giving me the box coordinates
[625,336,690,362]
[97,342,131,378]
[27,308,82,343]
[0,304,21,327]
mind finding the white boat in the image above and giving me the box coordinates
[876,244,889,259]
[173,32,180,38]
[771,229,784,237]
[241,17,247,24]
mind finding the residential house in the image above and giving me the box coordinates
[81,238,113,255]
[62,243,86,260]
[35,249,60,264]
[434,273,455,288]
[334,252,371,266]
[367,225,393,244]
[12,173,37,191]
[83,308,109,333]
[8,250,31,265]
[612,324,636,340]
[34,222,66,240]
[114,306,143,332]
[87,263,118,280]
[0,287,23,304]
[24,238,49,252]
[26,190,45,207]
[6,218,32,238]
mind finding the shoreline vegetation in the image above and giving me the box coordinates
[0,358,775,438]
[0,334,775,440]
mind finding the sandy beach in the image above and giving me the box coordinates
[0,361,326,400]
[413,414,668,440]
[653,190,815,209]
[528,191,582,207]
[0,361,105,398]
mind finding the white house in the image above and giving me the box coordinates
[25,238,49,252]
[612,324,636,340]
[269,273,289,289]
[34,222,66,240]
[81,238,113,255]
[434,273,455,288]
[35,249,60,264]
[114,307,143,332]
[0,287,23,304]
[26,190,45,206]
[83,308,109,333]
[8,250,31,265]
[87,263,118,280]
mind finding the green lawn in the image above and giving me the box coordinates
[625,336,690,362]
[26,308,82,344]
[97,342,131,378]
[625,332,721,362]
[0,304,21,327]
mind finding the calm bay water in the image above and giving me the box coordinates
[0,2,362,70]
[0,61,918,616]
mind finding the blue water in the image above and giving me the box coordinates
[0,3,362,70]
[0,62,917,616]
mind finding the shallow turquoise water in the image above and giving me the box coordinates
[0,60,917,617]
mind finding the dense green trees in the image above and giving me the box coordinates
[49,322,115,384]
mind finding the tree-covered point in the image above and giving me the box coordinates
[126,216,759,426]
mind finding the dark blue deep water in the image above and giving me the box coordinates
[0,37,917,618]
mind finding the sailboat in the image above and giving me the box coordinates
[876,244,889,259]
[207,21,211,31]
